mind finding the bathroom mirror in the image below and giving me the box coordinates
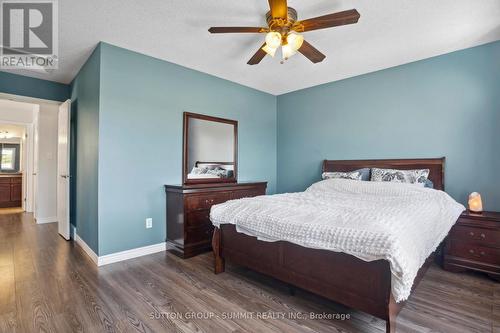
[183,112,237,184]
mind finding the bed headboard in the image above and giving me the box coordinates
[195,161,235,171]
[322,158,445,191]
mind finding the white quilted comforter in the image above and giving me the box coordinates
[210,179,465,302]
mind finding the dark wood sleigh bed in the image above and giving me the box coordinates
[212,158,446,333]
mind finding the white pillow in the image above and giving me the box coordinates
[371,168,430,186]
[322,171,362,181]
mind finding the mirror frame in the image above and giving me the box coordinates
[182,112,238,185]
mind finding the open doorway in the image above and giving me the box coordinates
[0,94,72,241]
[0,123,27,212]
[0,99,39,215]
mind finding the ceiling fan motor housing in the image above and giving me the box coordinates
[266,7,298,36]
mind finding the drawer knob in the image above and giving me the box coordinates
[469,249,475,254]
[480,233,485,238]
[480,251,485,256]
[469,232,474,236]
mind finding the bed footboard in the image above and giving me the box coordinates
[213,225,405,332]
[212,225,434,333]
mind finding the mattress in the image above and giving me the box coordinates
[210,178,465,302]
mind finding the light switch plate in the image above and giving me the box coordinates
[146,218,153,229]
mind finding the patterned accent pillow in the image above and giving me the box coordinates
[191,167,208,175]
[371,168,430,186]
[205,166,233,179]
[322,171,363,181]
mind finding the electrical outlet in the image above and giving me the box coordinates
[145,218,153,229]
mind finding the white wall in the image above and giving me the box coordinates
[0,99,58,221]
[0,99,34,122]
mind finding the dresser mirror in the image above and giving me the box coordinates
[183,112,237,184]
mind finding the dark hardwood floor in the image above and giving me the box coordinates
[0,211,498,333]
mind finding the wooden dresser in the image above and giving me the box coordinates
[0,174,22,208]
[444,211,500,281]
[165,182,267,258]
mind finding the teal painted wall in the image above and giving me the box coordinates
[4,40,498,255]
[69,45,101,253]
[97,43,277,255]
[277,41,500,211]
[0,71,69,101]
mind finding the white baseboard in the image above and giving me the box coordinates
[73,228,166,267]
[36,216,58,224]
[98,242,166,266]
[74,232,99,265]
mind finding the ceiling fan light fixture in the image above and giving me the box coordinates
[209,5,360,65]
[0,131,11,139]
[265,31,282,49]
[287,32,304,51]
[281,43,297,60]
[262,44,277,57]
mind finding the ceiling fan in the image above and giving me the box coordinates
[208,0,360,65]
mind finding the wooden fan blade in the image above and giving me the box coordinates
[247,43,267,65]
[208,27,267,33]
[298,40,326,63]
[294,9,360,32]
[268,0,288,18]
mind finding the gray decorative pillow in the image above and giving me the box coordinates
[371,168,430,186]
[322,171,363,181]
[356,168,371,181]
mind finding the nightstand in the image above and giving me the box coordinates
[443,211,500,281]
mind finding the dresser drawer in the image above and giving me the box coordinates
[185,192,231,211]
[186,210,211,228]
[11,177,22,183]
[166,181,267,259]
[450,225,500,247]
[231,189,264,200]
[186,226,213,245]
[448,241,500,265]
[0,178,11,183]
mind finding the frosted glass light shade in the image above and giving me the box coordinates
[262,44,277,57]
[281,44,296,60]
[265,32,282,49]
[287,32,304,51]
[468,192,483,213]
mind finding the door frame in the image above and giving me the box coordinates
[31,106,39,217]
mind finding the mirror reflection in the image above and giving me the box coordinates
[184,113,237,183]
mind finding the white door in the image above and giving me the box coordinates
[33,110,39,217]
[57,100,71,240]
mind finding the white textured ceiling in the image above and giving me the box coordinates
[3,0,500,95]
